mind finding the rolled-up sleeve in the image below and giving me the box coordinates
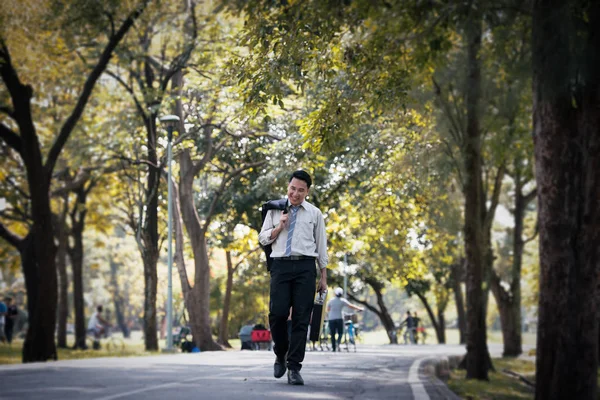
[259,210,276,246]
[314,210,328,269]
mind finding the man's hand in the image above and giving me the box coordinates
[271,212,289,239]
[279,212,289,227]
[317,269,327,294]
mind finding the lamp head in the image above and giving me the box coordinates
[159,114,180,128]
[159,115,180,140]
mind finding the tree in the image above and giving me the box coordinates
[0,0,148,362]
[53,196,70,349]
[107,0,198,351]
[532,1,600,398]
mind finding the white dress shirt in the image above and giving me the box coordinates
[259,199,328,269]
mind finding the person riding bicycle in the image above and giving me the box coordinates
[326,288,363,352]
[399,311,416,344]
[87,305,110,340]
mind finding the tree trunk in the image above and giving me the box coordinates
[187,240,221,351]
[179,151,221,351]
[55,201,69,349]
[501,295,521,357]
[68,223,86,349]
[437,309,446,344]
[20,226,58,362]
[451,261,467,344]
[141,116,160,352]
[490,272,522,357]
[67,187,89,350]
[21,168,58,362]
[218,250,234,347]
[349,278,397,344]
[491,167,531,357]
[532,2,600,398]
[415,292,443,343]
[142,249,159,350]
[463,10,489,380]
[506,188,524,358]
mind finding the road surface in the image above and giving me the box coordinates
[0,344,479,400]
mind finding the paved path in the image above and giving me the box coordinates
[0,344,484,400]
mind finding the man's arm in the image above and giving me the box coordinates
[314,209,328,292]
[258,210,288,245]
[314,210,328,270]
[341,298,364,311]
[98,315,110,326]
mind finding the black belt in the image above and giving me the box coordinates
[272,255,316,261]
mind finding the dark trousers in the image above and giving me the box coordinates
[5,322,14,344]
[328,319,344,351]
[269,258,316,371]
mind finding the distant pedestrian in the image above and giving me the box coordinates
[4,296,18,344]
[0,298,6,344]
[399,311,416,344]
[326,288,363,352]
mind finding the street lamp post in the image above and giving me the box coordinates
[343,253,348,299]
[159,114,180,352]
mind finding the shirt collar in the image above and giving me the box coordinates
[287,199,307,210]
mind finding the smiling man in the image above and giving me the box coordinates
[259,170,328,385]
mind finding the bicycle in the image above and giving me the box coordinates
[415,326,427,344]
[86,327,125,351]
[340,312,360,352]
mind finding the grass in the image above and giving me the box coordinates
[447,358,536,400]
[357,328,537,347]
[0,332,159,365]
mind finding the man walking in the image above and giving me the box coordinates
[259,170,328,385]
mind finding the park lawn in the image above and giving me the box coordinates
[0,334,244,365]
[358,328,537,346]
[0,336,158,365]
[447,358,536,400]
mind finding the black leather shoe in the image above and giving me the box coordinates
[287,369,304,385]
[274,358,286,379]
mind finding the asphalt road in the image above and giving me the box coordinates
[0,344,477,400]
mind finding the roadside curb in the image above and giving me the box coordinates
[419,355,463,400]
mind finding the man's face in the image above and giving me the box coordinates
[287,177,309,206]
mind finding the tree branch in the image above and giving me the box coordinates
[0,221,24,249]
[484,163,506,232]
[202,161,266,231]
[233,246,261,271]
[45,0,150,177]
[105,69,148,119]
[0,105,15,119]
[347,293,381,316]
[524,222,539,244]
[0,123,22,155]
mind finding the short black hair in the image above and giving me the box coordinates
[97,305,103,312]
[289,170,312,188]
